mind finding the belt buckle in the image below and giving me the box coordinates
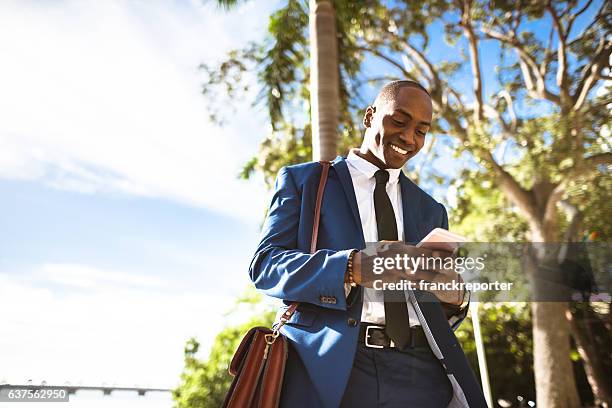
[365,325,386,349]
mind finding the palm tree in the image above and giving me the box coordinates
[308,0,339,161]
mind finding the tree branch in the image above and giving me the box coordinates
[483,150,540,227]
[483,102,514,139]
[354,43,469,141]
[447,87,467,112]
[354,75,402,88]
[541,25,555,78]
[354,46,414,80]
[498,89,518,131]
[396,41,469,140]
[567,1,606,47]
[547,2,570,104]
[482,27,561,105]
[572,37,612,111]
[544,152,612,228]
[566,0,595,37]
[401,43,439,85]
[460,0,484,125]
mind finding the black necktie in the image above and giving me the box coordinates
[374,169,411,349]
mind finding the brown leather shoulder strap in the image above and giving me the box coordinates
[310,161,331,254]
[278,161,331,325]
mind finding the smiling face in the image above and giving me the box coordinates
[359,86,433,169]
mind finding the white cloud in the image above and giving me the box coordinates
[35,262,167,289]
[0,264,237,388]
[0,0,278,223]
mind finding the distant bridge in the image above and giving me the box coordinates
[0,383,171,397]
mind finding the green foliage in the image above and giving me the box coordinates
[452,171,530,242]
[574,171,612,240]
[173,288,276,408]
[261,0,309,129]
[241,124,314,187]
[457,304,536,402]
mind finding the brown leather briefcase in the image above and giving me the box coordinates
[222,161,331,408]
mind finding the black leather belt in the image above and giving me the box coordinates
[359,323,429,349]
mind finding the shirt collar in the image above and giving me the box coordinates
[346,149,402,185]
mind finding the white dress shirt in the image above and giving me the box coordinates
[345,150,420,326]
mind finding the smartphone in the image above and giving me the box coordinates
[416,228,466,252]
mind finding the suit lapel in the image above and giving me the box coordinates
[399,171,421,244]
[332,156,365,247]
[332,156,365,307]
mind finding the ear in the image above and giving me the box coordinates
[363,106,376,128]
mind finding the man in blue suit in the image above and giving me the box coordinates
[249,81,487,407]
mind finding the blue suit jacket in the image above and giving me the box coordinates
[249,157,487,408]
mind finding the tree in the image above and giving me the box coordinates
[201,1,611,406]
[452,167,611,407]
[208,0,343,161]
[309,0,340,161]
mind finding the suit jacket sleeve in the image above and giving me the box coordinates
[248,166,353,311]
[439,203,470,330]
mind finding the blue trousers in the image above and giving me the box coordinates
[339,343,453,408]
[280,342,453,408]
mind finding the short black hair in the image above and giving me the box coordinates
[373,80,430,108]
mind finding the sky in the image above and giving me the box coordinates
[0,0,282,397]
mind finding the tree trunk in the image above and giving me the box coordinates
[527,226,582,408]
[309,0,339,162]
[532,302,581,408]
[568,304,612,407]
